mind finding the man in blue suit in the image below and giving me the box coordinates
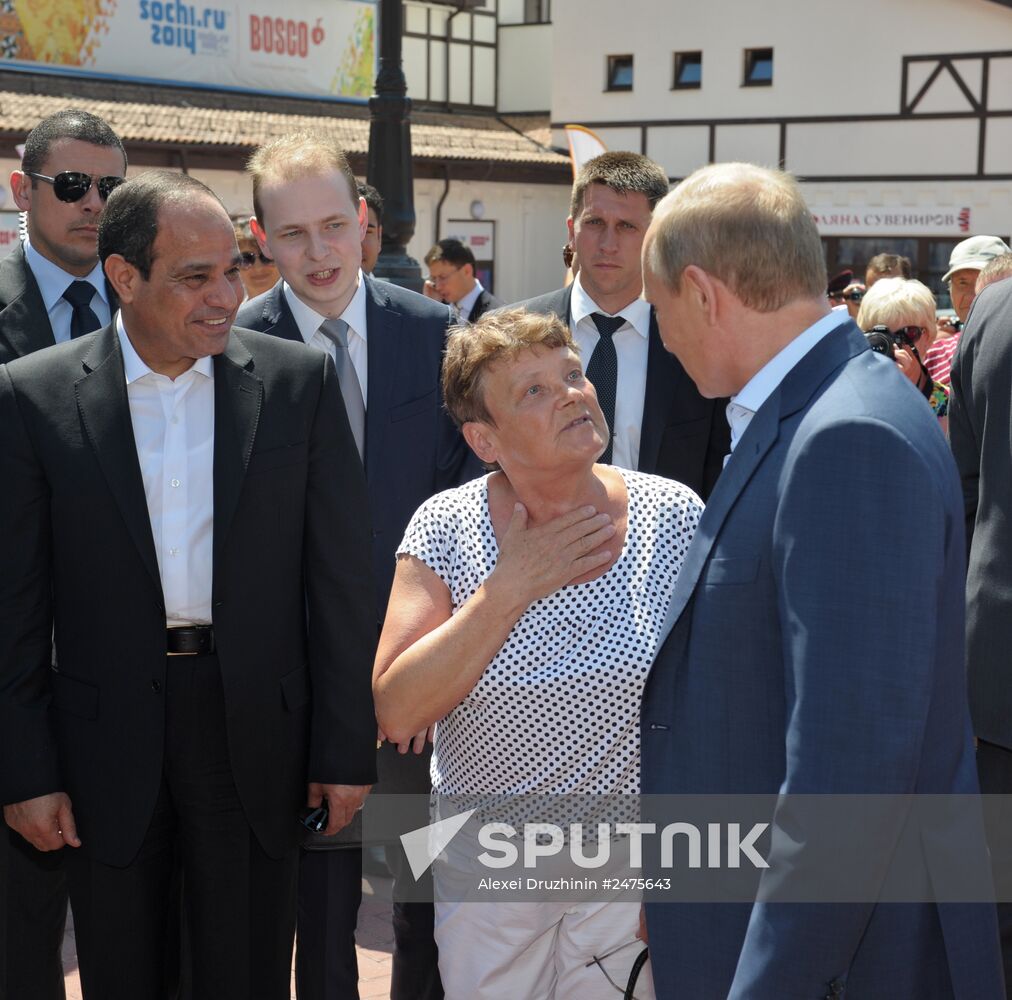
[237,132,472,1000]
[639,162,1003,998]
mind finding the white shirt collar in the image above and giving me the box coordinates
[726,311,847,453]
[283,271,369,345]
[24,237,108,313]
[456,278,484,319]
[117,312,214,384]
[570,273,650,339]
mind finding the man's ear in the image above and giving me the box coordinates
[682,265,720,326]
[10,171,31,212]
[103,254,140,305]
[249,217,272,259]
[462,421,498,465]
[357,197,368,240]
[566,216,575,243]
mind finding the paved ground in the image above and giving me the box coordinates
[61,874,396,1000]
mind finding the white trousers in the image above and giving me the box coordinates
[434,896,654,1000]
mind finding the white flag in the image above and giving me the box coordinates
[565,125,608,178]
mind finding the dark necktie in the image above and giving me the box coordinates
[317,318,366,462]
[63,281,101,339]
[585,313,624,465]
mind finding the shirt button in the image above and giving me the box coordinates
[171,478,180,488]
[169,547,179,557]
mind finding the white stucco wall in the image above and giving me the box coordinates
[550,0,1012,124]
[498,24,553,113]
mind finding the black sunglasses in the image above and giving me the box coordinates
[27,171,124,203]
[829,289,864,303]
[239,249,273,268]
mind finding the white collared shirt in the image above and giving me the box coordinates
[570,273,651,470]
[283,273,368,405]
[117,315,215,626]
[455,278,485,322]
[25,238,111,344]
[725,311,848,459]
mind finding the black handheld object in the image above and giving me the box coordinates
[299,804,329,834]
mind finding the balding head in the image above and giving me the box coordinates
[644,162,827,313]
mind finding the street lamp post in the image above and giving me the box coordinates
[367,0,421,290]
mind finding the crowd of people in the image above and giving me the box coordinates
[0,105,1010,1000]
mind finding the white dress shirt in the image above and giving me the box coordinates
[283,274,368,406]
[455,278,485,322]
[118,315,215,626]
[725,311,847,459]
[24,238,111,344]
[570,274,650,470]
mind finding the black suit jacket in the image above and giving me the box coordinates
[466,287,502,324]
[0,325,377,866]
[237,276,477,617]
[950,278,1012,750]
[0,243,117,363]
[513,285,728,499]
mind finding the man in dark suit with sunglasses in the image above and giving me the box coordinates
[0,109,126,1000]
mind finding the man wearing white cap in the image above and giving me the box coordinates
[927,235,1011,385]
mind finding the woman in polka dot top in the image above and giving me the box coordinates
[374,308,703,999]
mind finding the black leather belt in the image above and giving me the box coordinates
[166,626,215,656]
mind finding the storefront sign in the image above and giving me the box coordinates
[811,206,972,236]
[0,0,375,102]
[444,221,495,260]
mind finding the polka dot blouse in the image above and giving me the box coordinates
[396,469,703,798]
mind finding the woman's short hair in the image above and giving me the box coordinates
[856,277,937,341]
[442,307,576,428]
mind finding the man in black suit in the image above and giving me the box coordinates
[239,131,471,1000]
[950,274,1012,996]
[0,108,126,1000]
[0,171,376,1000]
[513,152,728,499]
[423,238,502,323]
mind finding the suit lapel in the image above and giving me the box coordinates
[637,309,670,474]
[261,284,303,344]
[556,285,575,327]
[212,333,262,574]
[75,326,162,596]
[656,320,865,646]
[658,398,781,643]
[363,276,397,476]
[0,247,57,358]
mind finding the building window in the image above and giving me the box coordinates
[673,51,702,89]
[606,54,634,92]
[523,0,551,22]
[743,47,773,87]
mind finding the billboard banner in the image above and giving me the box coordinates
[0,0,376,102]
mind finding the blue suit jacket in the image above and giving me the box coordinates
[237,276,477,618]
[641,321,1003,999]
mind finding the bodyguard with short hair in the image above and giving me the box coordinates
[0,107,126,1000]
[512,151,728,498]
